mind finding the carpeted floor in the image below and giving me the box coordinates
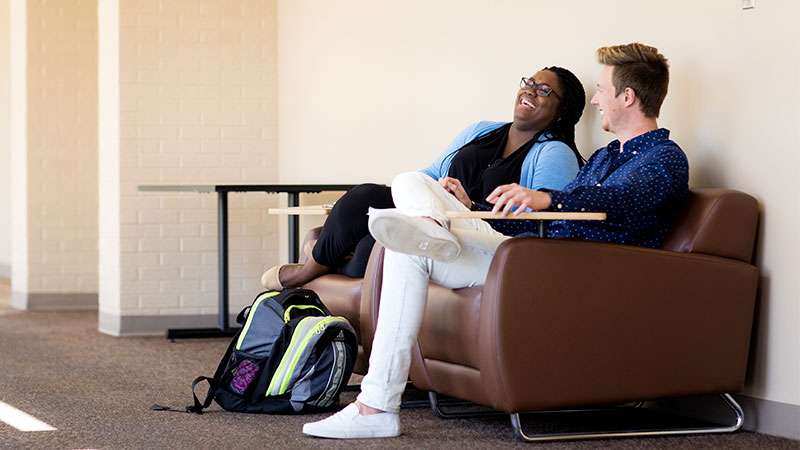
[0,279,11,315]
[0,296,797,449]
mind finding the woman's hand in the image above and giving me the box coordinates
[486,183,552,216]
[439,177,472,209]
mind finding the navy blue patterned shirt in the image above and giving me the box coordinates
[544,128,688,248]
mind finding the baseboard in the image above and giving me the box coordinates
[0,264,9,278]
[736,395,800,441]
[653,394,800,441]
[11,292,98,310]
[98,311,239,336]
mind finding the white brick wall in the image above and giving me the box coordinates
[26,0,97,293]
[114,0,279,319]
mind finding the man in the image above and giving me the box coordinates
[302,42,688,439]
[485,43,688,248]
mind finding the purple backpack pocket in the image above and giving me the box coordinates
[230,359,260,394]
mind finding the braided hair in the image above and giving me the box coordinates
[540,66,587,167]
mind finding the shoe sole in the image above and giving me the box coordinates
[302,426,401,439]
[369,214,460,262]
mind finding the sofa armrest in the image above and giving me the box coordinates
[479,237,759,413]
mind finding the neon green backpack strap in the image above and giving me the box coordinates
[265,316,350,396]
[265,316,319,396]
[235,291,281,351]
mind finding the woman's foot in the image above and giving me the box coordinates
[260,257,331,290]
[260,264,301,290]
[302,402,400,439]
[368,208,461,261]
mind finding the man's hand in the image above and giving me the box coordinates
[486,183,552,216]
[439,177,472,209]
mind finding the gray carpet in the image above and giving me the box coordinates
[0,306,797,449]
[0,280,11,314]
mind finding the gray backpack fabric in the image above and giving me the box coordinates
[159,288,357,415]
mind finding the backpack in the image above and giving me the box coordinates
[156,288,358,415]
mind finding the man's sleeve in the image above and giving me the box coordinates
[547,158,686,221]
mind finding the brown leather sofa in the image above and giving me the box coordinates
[307,188,760,440]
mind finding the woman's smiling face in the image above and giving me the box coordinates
[513,69,562,131]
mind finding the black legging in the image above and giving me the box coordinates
[311,183,394,278]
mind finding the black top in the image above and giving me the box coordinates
[447,123,549,237]
[446,123,538,204]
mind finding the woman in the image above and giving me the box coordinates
[261,66,586,290]
[301,67,587,439]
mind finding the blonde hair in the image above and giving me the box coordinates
[597,43,669,117]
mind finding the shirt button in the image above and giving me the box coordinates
[596,183,602,187]
[633,151,638,155]
[581,208,585,212]
[557,204,563,209]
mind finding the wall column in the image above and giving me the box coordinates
[10,0,98,311]
[98,0,279,335]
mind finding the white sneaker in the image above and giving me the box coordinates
[368,208,461,261]
[302,403,401,439]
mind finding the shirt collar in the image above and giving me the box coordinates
[534,130,554,142]
[605,128,670,155]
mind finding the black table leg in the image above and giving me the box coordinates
[218,191,230,331]
[288,192,300,263]
[166,191,239,340]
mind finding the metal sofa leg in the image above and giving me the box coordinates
[429,392,645,419]
[429,391,503,418]
[510,393,744,442]
[400,384,434,409]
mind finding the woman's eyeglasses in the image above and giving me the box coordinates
[520,77,560,98]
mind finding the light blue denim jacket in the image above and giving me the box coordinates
[420,121,579,192]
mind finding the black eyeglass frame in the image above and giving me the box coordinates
[520,77,560,99]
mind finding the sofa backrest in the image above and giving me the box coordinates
[662,189,759,263]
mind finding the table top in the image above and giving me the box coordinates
[446,211,606,221]
[268,205,335,215]
[138,184,357,193]
[269,205,606,221]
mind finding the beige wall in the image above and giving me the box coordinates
[0,0,9,274]
[25,0,97,293]
[99,0,279,328]
[9,0,97,300]
[278,0,800,407]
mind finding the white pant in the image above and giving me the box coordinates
[356,172,510,413]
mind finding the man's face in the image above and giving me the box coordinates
[590,65,624,133]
